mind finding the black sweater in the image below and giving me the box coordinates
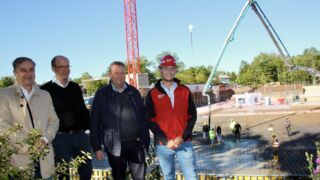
[41,81,90,132]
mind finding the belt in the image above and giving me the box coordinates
[57,129,83,135]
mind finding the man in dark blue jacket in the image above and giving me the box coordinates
[90,61,150,180]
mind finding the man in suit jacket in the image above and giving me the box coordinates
[0,57,59,179]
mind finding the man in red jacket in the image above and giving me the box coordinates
[145,54,198,180]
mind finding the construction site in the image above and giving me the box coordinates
[89,0,320,179]
[1,0,319,179]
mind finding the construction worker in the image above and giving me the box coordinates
[202,122,210,139]
[209,128,216,146]
[229,118,236,135]
[284,117,291,136]
[233,122,241,142]
[272,134,280,162]
[216,126,223,144]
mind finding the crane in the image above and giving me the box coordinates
[124,0,141,87]
[202,0,320,128]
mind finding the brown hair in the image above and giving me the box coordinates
[12,57,36,71]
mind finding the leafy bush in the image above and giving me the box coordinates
[306,141,320,179]
[0,123,91,180]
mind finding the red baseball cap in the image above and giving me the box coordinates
[159,55,177,67]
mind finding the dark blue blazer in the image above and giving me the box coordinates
[90,83,150,156]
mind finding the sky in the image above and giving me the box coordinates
[0,0,319,84]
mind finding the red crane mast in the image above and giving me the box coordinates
[124,0,141,87]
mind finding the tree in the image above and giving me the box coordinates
[72,78,82,84]
[238,60,250,75]
[80,72,92,80]
[292,47,320,84]
[85,79,108,96]
[174,65,213,84]
[0,76,14,88]
[194,66,211,84]
[138,56,157,84]
[176,68,196,84]
[72,72,93,85]
[236,53,287,85]
[229,72,237,84]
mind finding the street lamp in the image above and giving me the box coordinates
[188,24,194,61]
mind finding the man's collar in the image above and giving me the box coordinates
[20,85,35,100]
[111,83,127,93]
[13,82,40,94]
[52,77,70,88]
[160,80,177,90]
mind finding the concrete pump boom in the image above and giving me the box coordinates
[202,0,320,127]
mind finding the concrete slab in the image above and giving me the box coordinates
[92,103,320,176]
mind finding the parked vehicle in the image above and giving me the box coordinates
[84,96,94,110]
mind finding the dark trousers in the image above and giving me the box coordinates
[273,147,279,157]
[234,132,240,141]
[34,161,42,179]
[53,131,93,180]
[106,141,146,180]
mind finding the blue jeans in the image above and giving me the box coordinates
[156,141,197,180]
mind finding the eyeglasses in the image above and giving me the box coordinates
[55,65,71,69]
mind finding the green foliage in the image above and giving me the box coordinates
[145,144,162,179]
[85,79,108,95]
[305,141,320,179]
[236,48,320,85]
[237,53,284,85]
[0,124,28,180]
[175,66,213,84]
[72,72,93,85]
[176,68,196,84]
[0,76,14,88]
[0,124,38,179]
[293,47,320,85]
[229,71,237,84]
[139,56,157,84]
[72,77,82,84]
[53,151,92,180]
[0,124,91,180]
[23,129,50,162]
[80,72,93,80]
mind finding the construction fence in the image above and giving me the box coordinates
[70,169,310,180]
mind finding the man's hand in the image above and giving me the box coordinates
[166,139,178,149]
[174,136,184,147]
[95,150,105,160]
[35,138,48,151]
